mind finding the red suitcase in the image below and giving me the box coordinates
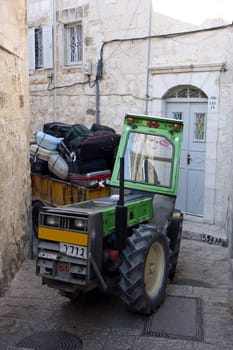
[69,170,111,187]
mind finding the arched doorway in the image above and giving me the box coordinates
[164,85,208,216]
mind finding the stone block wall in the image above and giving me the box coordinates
[28,0,151,133]
[0,0,30,292]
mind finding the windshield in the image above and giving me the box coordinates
[123,132,174,187]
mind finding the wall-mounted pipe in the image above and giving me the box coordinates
[145,0,152,115]
[53,0,57,121]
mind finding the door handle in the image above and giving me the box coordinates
[187,153,192,165]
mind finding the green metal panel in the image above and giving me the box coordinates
[102,197,153,236]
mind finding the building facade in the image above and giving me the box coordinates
[27,0,233,259]
[0,0,30,290]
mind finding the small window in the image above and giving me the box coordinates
[64,23,83,66]
[35,28,43,69]
[28,26,53,70]
[194,113,206,141]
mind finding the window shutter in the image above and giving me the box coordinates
[28,28,35,70]
[42,25,53,69]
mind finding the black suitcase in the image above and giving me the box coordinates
[30,155,49,175]
[75,133,121,161]
[43,122,72,138]
[68,158,108,174]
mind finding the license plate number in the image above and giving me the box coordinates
[60,243,87,259]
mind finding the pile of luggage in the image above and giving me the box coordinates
[30,122,121,187]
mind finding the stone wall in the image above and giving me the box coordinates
[28,0,151,132]
[0,0,30,292]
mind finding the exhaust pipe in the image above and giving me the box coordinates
[115,157,128,252]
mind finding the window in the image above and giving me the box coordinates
[123,132,174,187]
[35,28,43,69]
[28,26,53,70]
[165,86,207,99]
[194,113,206,141]
[64,23,83,66]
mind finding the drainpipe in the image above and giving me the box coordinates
[53,0,57,121]
[95,59,102,124]
[96,79,100,124]
[145,0,152,115]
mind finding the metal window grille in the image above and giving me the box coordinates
[166,86,207,99]
[194,113,206,141]
[65,24,82,65]
[35,28,43,69]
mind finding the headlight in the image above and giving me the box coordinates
[46,215,59,227]
[73,218,85,230]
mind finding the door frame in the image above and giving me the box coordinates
[150,66,223,223]
[166,98,208,216]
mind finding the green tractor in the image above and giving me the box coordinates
[36,113,183,315]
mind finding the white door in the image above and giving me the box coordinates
[166,102,207,216]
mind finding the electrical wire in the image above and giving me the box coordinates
[99,22,233,63]
[30,91,157,101]
[35,22,233,102]
[98,92,154,101]
[47,75,96,91]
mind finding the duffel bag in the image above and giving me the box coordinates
[63,124,91,149]
[90,123,116,134]
[43,122,72,138]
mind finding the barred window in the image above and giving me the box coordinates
[64,23,83,66]
[35,28,43,69]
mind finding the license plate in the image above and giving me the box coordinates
[58,262,69,273]
[59,243,87,259]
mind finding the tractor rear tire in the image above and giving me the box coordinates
[119,225,169,315]
[167,210,183,280]
[32,200,45,238]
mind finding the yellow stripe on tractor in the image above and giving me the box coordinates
[38,227,88,246]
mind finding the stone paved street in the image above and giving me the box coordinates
[0,220,233,350]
